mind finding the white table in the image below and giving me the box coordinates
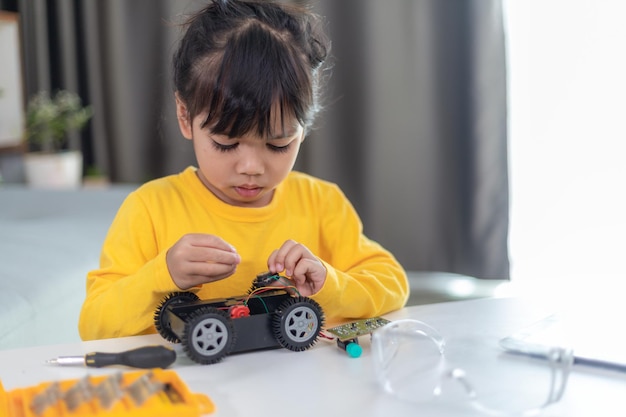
[1,297,625,417]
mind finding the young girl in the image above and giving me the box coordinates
[79,0,409,340]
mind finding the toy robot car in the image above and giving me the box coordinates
[154,272,324,365]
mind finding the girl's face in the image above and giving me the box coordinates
[176,97,304,208]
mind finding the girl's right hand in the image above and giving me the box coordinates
[166,233,241,290]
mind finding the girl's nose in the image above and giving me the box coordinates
[236,145,265,176]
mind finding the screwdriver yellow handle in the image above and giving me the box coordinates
[85,345,176,369]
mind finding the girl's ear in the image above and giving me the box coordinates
[298,125,307,143]
[175,93,193,140]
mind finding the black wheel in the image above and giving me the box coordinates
[182,307,235,364]
[154,292,200,343]
[272,297,324,351]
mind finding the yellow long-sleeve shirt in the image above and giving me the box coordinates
[79,167,408,340]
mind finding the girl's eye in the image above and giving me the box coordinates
[267,143,291,153]
[211,140,238,153]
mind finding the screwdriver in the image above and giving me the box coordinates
[46,345,177,369]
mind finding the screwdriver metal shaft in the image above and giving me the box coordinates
[46,345,176,369]
[48,356,86,366]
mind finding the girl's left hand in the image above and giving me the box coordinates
[267,240,327,297]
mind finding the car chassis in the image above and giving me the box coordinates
[154,272,324,364]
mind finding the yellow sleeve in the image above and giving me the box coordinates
[309,184,409,322]
[78,192,179,340]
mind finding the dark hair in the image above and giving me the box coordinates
[172,0,330,138]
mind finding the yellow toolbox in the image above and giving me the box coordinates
[0,369,214,417]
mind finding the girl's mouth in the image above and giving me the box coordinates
[234,186,262,198]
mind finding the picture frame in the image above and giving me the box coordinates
[0,11,25,149]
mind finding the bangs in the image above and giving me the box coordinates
[188,22,313,138]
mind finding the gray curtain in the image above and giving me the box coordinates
[17,0,509,279]
[303,0,510,280]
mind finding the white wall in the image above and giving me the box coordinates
[504,1,626,305]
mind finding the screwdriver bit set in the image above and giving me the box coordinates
[0,369,215,417]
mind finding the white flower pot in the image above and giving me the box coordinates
[23,150,83,189]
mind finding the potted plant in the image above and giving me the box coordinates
[23,90,92,188]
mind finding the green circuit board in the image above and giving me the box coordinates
[326,317,391,341]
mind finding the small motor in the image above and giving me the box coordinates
[252,271,281,288]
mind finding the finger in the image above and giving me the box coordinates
[171,260,238,289]
[291,258,312,281]
[289,270,312,296]
[293,259,327,296]
[267,240,298,273]
[267,249,280,273]
[179,271,234,288]
[186,261,238,281]
[204,249,241,266]
[187,233,238,253]
[183,245,241,264]
[281,244,311,277]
